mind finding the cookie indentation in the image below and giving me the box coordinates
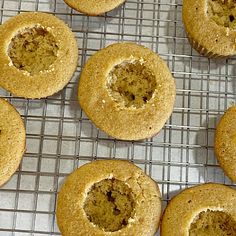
[83,179,135,232]
[207,0,236,29]
[8,26,58,75]
[106,60,157,108]
[189,210,236,236]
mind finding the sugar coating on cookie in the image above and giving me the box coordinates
[182,0,236,58]
[215,105,236,183]
[106,60,157,109]
[161,183,236,236]
[8,26,58,75]
[84,179,135,232]
[78,42,176,140]
[56,160,162,236]
[0,12,78,98]
[0,98,26,187]
[63,0,126,16]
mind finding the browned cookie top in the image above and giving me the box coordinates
[78,42,176,140]
[56,160,162,236]
[0,12,78,98]
[64,0,126,15]
[215,105,236,183]
[183,0,236,57]
[0,98,26,186]
[161,183,236,236]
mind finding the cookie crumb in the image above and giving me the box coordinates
[226,27,230,36]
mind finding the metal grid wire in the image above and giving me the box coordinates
[0,0,236,235]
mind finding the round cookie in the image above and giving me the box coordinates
[63,0,126,16]
[161,183,236,236]
[56,160,162,236]
[0,98,26,186]
[0,12,78,99]
[78,42,176,140]
[182,0,236,58]
[215,106,236,183]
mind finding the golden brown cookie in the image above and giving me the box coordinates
[0,98,26,186]
[161,183,236,236]
[215,106,236,183]
[63,0,126,16]
[56,160,162,236]
[0,12,78,99]
[78,42,176,140]
[182,0,236,58]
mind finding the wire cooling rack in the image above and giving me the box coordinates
[0,0,236,235]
